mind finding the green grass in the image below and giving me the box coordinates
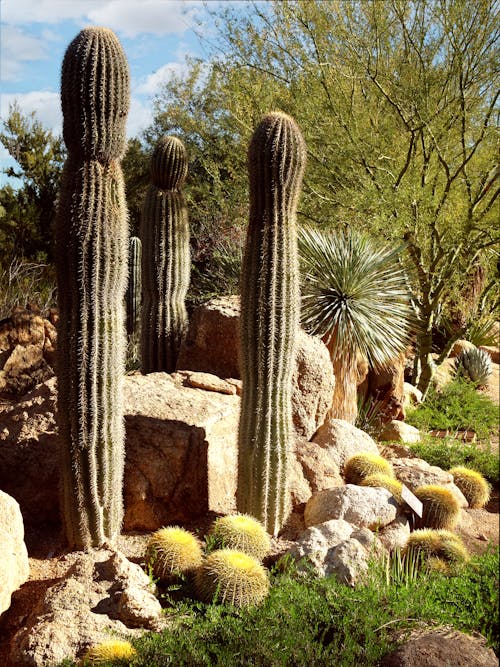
[59,549,499,666]
[405,378,498,442]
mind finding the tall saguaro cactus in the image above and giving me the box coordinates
[237,112,306,536]
[140,136,190,373]
[126,236,142,337]
[55,27,130,549]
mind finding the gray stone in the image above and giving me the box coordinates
[311,419,379,472]
[0,491,29,616]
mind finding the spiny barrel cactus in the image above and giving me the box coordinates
[237,111,306,536]
[195,549,270,607]
[126,236,142,337]
[145,526,203,581]
[209,514,271,560]
[360,473,403,503]
[140,136,190,373]
[449,466,491,509]
[454,347,492,387]
[81,639,136,665]
[414,485,461,530]
[403,529,469,565]
[344,452,394,485]
[55,27,130,549]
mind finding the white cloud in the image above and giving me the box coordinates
[0,25,48,82]
[0,91,62,134]
[2,0,201,36]
[134,61,188,95]
[128,96,154,137]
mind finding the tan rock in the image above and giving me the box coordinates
[359,353,406,422]
[449,339,477,358]
[294,438,344,494]
[378,420,421,444]
[311,418,379,473]
[0,491,29,616]
[392,457,468,508]
[479,345,500,364]
[176,370,237,395]
[403,382,423,407]
[378,515,411,551]
[304,484,398,529]
[432,357,456,391]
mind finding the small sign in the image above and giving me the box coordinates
[401,484,423,518]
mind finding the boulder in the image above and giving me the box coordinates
[0,307,56,397]
[479,345,500,364]
[449,339,476,358]
[9,549,165,667]
[380,627,499,667]
[432,357,456,391]
[0,491,29,616]
[304,484,398,529]
[403,382,423,407]
[311,419,379,473]
[378,515,411,552]
[294,438,344,494]
[286,520,384,585]
[176,296,335,439]
[392,457,468,508]
[378,420,421,444]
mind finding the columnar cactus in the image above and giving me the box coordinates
[237,112,306,536]
[126,236,142,337]
[55,27,130,549]
[140,136,190,373]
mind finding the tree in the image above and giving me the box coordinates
[162,0,499,394]
[0,103,65,264]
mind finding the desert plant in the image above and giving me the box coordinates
[414,485,461,530]
[140,135,190,373]
[208,514,271,561]
[126,236,142,337]
[237,111,306,536]
[360,473,403,503]
[145,526,203,581]
[344,453,394,485]
[403,529,469,567]
[299,227,414,423]
[449,467,491,509]
[80,640,136,666]
[0,258,56,319]
[55,26,130,549]
[195,549,270,607]
[454,347,492,387]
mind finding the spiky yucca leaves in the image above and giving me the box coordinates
[145,526,203,581]
[81,639,136,665]
[209,514,271,560]
[195,549,270,607]
[299,227,413,423]
[360,473,403,503]
[140,136,190,374]
[454,347,492,387]
[403,529,469,570]
[449,467,491,509]
[344,452,394,485]
[237,112,306,536]
[56,27,129,549]
[414,485,461,530]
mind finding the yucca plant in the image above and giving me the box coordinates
[299,227,413,423]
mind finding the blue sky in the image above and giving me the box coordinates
[0,0,231,185]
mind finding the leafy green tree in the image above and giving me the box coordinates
[160,0,499,394]
[0,103,65,264]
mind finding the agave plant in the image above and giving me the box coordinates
[454,347,492,387]
[299,227,414,422]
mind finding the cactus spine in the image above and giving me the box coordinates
[126,236,142,337]
[55,27,130,549]
[140,136,190,373]
[237,112,306,536]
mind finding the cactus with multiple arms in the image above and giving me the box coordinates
[237,112,306,536]
[55,27,130,549]
[140,136,190,373]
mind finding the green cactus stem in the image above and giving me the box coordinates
[140,136,190,373]
[126,236,142,337]
[237,112,306,536]
[56,27,130,549]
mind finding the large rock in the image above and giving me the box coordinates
[304,484,398,529]
[378,420,421,443]
[0,491,29,616]
[380,627,499,667]
[10,549,164,667]
[392,457,468,508]
[123,372,240,529]
[177,296,335,439]
[294,438,344,494]
[311,418,379,473]
[0,307,56,396]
